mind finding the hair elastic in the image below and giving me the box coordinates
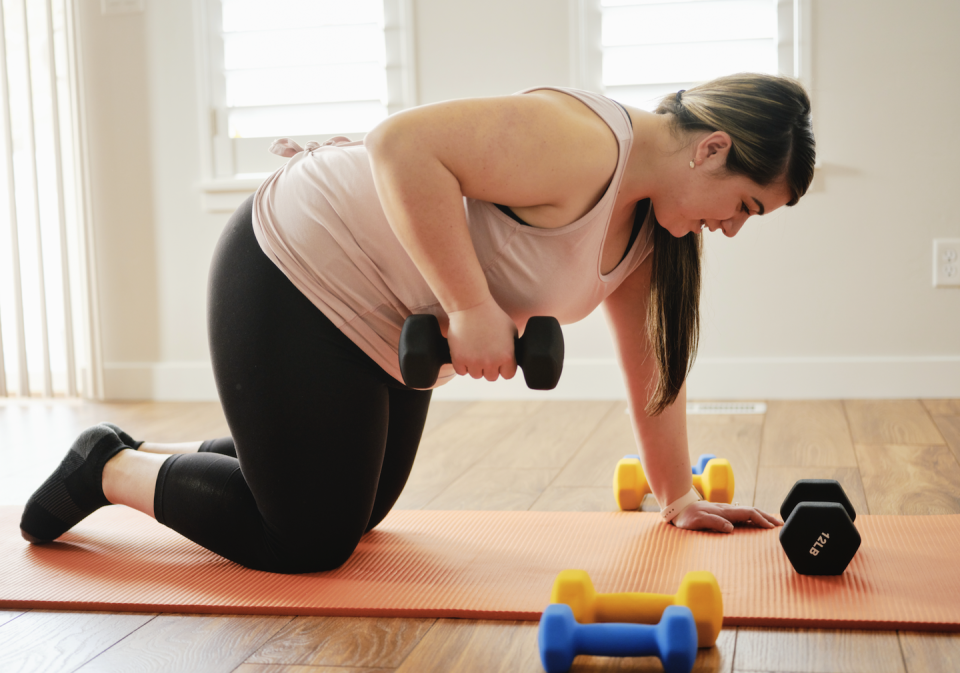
[675,89,686,104]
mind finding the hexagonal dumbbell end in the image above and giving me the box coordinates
[691,454,717,475]
[538,603,697,673]
[778,479,862,575]
[692,458,735,504]
[613,456,650,511]
[780,479,857,523]
[614,454,735,510]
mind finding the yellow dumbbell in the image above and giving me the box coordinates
[550,569,723,648]
[613,454,735,511]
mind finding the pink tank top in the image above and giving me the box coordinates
[251,86,654,387]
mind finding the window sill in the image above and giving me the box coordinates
[199,175,269,213]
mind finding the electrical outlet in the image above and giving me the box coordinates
[934,239,960,287]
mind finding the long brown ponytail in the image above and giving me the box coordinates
[643,74,815,416]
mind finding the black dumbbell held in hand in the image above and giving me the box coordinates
[778,479,862,576]
[398,314,564,390]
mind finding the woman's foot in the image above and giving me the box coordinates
[99,422,144,450]
[20,424,130,543]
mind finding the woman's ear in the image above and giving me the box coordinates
[693,131,732,168]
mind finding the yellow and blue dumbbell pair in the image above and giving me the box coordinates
[613,453,735,511]
[538,569,723,673]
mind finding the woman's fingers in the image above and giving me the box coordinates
[447,298,519,382]
[722,505,781,528]
[696,512,735,533]
[673,501,784,532]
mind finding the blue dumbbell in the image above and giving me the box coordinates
[692,454,717,475]
[538,603,698,673]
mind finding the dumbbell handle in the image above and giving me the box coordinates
[692,454,717,475]
[570,620,662,658]
[398,314,563,389]
[588,591,675,625]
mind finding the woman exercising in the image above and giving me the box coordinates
[20,73,814,574]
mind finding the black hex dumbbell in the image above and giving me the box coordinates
[398,314,564,390]
[778,479,861,575]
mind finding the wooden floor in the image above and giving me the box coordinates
[1,398,959,672]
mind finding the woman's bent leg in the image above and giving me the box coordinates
[150,194,428,573]
[102,449,167,517]
[366,385,433,532]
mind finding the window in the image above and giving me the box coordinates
[572,0,812,111]
[197,0,416,206]
[0,0,90,397]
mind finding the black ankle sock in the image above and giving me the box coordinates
[99,422,144,450]
[20,424,130,543]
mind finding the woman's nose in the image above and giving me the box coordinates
[721,217,745,237]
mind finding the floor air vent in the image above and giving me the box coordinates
[686,402,767,415]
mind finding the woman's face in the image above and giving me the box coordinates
[654,132,793,239]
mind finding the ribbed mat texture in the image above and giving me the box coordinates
[2,506,959,630]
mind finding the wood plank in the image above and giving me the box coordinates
[426,468,555,510]
[422,401,475,437]
[392,408,529,510]
[246,616,434,668]
[394,620,541,673]
[76,614,292,673]
[899,632,960,673]
[921,399,960,416]
[235,666,391,673]
[843,400,945,446]
[855,444,960,515]
[0,611,23,628]
[0,611,155,673]
[460,400,546,417]
[759,400,858,467]
[733,628,906,673]
[686,413,764,509]
[79,401,231,444]
[394,618,733,673]
[529,485,615,512]
[476,401,616,470]
[550,402,634,488]
[753,466,868,516]
[692,627,735,673]
[552,405,763,509]
[423,402,614,510]
[931,415,960,461]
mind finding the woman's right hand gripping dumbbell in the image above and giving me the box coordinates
[446,295,519,382]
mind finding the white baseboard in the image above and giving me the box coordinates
[102,362,219,401]
[102,356,960,402]
[434,355,960,400]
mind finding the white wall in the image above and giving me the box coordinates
[78,0,960,401]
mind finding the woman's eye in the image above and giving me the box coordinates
[741,201,750,215]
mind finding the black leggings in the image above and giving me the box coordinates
[153,195,432,574]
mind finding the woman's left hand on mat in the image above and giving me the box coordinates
[673,500,783,533]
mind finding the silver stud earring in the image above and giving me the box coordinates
[689,160,695,169]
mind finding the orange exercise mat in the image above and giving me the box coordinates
[1,506,959,631]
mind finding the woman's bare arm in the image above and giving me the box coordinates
[365,92,619,380]
[603,257,694,508]
[603,257,781,531]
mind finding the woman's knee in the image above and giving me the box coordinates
[264,533,361,574]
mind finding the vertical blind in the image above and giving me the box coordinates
[221,0,388,138]
[602,0,779,110]
[0,0,83,398]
